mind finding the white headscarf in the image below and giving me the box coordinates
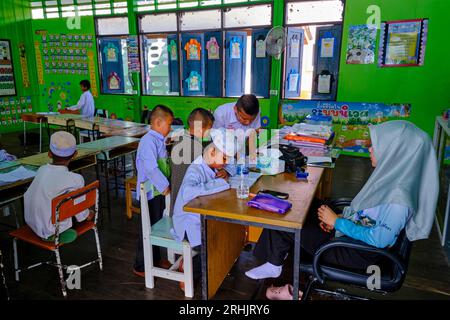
[348,120,439,241]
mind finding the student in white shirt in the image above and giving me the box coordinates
[213,94,261,131]
[171,128,238,290]
[67,80,95,117]
[24,131,93,244]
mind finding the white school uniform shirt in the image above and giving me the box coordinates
[212,102,261,131]
[68,90,95,117]
[172,156,230,247]
[24,164,90,239]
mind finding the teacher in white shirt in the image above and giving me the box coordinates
[67,80,95,117]
[213,94,261,131]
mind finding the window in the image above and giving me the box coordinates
[283,0,344,101]
[139,4,272,98]
[96,17,134,94]
[30,0,128,19]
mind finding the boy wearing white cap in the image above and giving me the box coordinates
[24,131,92,244]
[172,128,238,247]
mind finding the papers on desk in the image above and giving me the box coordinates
[36,112,60,115]
[228,172,262,189]
[0,166,37,185]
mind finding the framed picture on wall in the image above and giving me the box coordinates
[378,19,429,67]
[0,39,17,96]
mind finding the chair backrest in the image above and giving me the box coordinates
[51,180,99,225]
[389,229,413,286]
[140,180,153,236]
[141,109,150,124]
[95,108,108,118]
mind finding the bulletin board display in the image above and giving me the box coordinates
[378,19,429,67]
[0,96,33,130]
[0,40,17,96]
[281,100,412,155]
[31,17,100,113]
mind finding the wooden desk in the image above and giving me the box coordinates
[21,113,50,153]
[103,125,150,138]
[184,167,325,300]
[78,136,140,217]
[18,148,99,172]
[0,164,39,207]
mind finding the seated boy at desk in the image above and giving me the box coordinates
[171,128,238,286]
[170,108,230,210]
[24,131,93,244]
[0,142,17,162]
[67,80,95,117]
[134,105,174,277]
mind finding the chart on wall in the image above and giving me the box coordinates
[378,19,429,67]
[0,96,33,129]
[281,100,411,154]
[0,40,17,96]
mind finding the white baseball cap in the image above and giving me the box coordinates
[49,131,77,157]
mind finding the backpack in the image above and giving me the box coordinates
[278,145,308,173]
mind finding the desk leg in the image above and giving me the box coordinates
[23,121,26,152]
[201,215,208,300]
[113,158,119,199]
[103,159,112,220]
[95,163,104,225]
[292,229,301,300]
[39,118,42,153]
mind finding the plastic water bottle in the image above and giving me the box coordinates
[236,166,250,199]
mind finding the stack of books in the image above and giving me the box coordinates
[282,123,334,148]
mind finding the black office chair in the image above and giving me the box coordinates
[95,108,108,118]
[299,198,413,300]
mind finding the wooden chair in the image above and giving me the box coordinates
[125,176,140,219]
[9,181,103,297]
[139,180,194,298]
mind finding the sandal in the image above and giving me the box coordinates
[266,284,303,300]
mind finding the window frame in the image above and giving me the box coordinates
[138,3,274,98]
[282,0,346,101]
[95,15,134,95]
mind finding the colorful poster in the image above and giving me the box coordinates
[168,40,178,61]
[346,25,377,64]
[19,44,30,88]
[127,36,140,72]
[281,100,412,154]
[320,37,335,58]
[230,37,242,59]
[184,39,201,61]
[0,40,16,96]
[206,37,220,60]
[104,43,119,62]
[379,19,428,67]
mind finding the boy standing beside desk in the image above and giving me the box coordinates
[213,94,261,131]
[134,105,173,277]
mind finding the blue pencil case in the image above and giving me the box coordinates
[247,193,292,214]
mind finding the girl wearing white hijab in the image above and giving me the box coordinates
[245,121,439,291]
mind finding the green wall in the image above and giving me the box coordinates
[337,0,450,136]
[0,0,39,134]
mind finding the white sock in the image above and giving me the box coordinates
[245,262,282,280]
